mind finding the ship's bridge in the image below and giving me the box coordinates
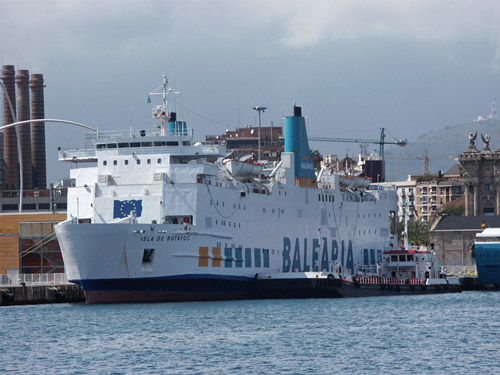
[59,128,225,163]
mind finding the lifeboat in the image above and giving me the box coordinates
[223,159,263,178]
[338,175,372,189]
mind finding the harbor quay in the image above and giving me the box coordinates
[0,273,84,306]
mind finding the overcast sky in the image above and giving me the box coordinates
[1,0,500,183]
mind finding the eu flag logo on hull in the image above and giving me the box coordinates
[113,200,143,218]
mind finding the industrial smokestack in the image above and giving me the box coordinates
[2,65,19,190]
[30,73,46,189]
[16,70,33,190]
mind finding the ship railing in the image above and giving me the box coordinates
[58,148,97,161]
[368,183,397,191]
[357,276,426,285]
[83,128,194,140]
[0,273,71,286]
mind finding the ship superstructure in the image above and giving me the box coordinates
[55,77,399,303]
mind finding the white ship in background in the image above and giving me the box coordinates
[55,76,399,303]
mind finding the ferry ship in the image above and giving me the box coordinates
[55,76,399,303]
[474,228,500,286]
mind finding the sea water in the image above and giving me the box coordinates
[1,291,499,374]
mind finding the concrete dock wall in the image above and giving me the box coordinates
[0,284,84,306]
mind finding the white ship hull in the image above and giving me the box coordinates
[55,182,396,303]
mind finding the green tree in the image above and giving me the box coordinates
[440,196,465,217]
[397,220,431,247]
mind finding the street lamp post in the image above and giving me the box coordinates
[253,106,266,161]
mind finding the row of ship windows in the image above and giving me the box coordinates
[359,229,377,235]
[263,207,285,215]
[96,141,191,149]
[102,158,162,166]
[210,200,247,210]
[215,219,241,228]
[319,194,334,202]
[358,213,382,219]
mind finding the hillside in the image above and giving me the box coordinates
[384,119,500,181]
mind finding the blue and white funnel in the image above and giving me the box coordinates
[285,106,316,183]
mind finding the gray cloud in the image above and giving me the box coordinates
[1,0,500,183]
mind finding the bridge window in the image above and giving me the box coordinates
[136,159,141,165]
[141,142,152,147]
[130,142,140,147]
[147,159,151,164]
[96,144,106,149]
[113,160,117,165]
[154,141,166,146]
[125,160,129,165]
[107,143,117,149]
[167,141,179,146]
[183,141,191,146]
[157,158,161,164]
[118,143,129,148]
[103,160,107,166]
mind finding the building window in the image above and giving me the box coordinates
[2,204,19,211]
[485,184,492,191]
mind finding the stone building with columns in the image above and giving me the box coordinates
[458,132,500,216]
[430,131,500,266]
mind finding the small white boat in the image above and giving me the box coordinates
[223,159,263,178]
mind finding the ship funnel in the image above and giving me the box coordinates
[284,105,316,187]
